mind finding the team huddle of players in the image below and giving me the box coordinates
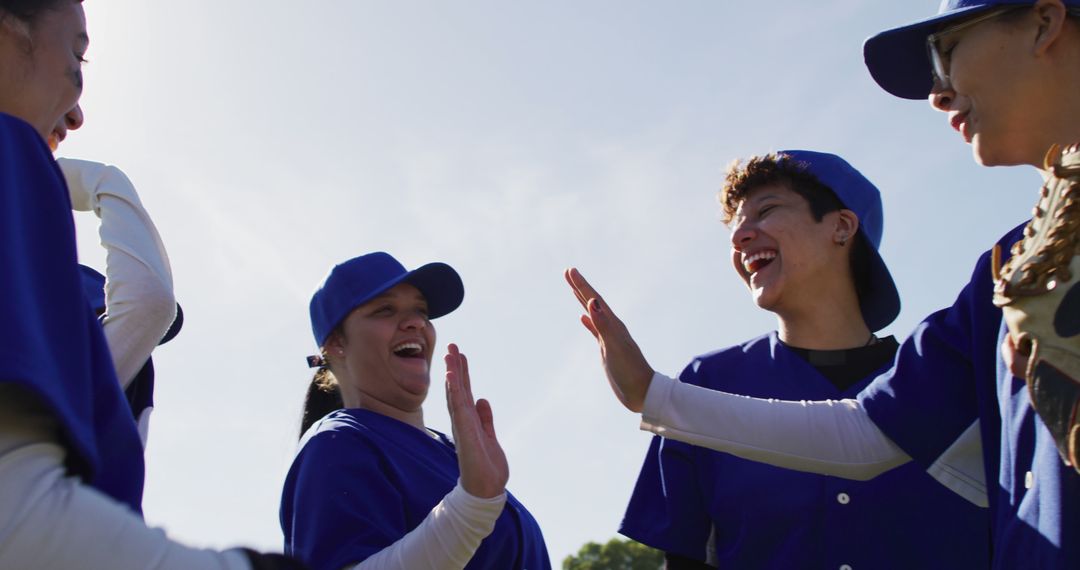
[1,1,1078,569]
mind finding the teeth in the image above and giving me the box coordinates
[393,342,423,356]
[743,250,776,271]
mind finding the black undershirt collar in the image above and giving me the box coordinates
[780,335,900,392]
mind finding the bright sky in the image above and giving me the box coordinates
[65,0,1040,563]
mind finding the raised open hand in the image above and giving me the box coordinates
[564,267,654,412]
[445,343,508,499]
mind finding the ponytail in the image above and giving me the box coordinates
[299,357,344,438]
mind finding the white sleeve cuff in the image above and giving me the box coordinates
[352,482,506,570]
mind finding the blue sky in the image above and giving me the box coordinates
[66,0,1040,562]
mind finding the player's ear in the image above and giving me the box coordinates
[324,329,348,364]
[1032,0,1069,57]
[832,209,859,246]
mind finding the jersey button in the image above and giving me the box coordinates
[840,565,853,570]
[836,492,850,505]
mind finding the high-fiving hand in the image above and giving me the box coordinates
[564,268,655,413]
[445,343,508,499]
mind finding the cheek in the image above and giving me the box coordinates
[424,326,436,354]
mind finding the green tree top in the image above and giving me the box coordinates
[562,537,663,570]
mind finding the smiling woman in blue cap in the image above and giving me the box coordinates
[280,252,550,570]
[567,1,1080,568]
[594,151,987,569]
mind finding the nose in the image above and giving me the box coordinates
[65,104,84,131]
[730,220,756,251]
[400,310,429,330]
[929,81,954,113]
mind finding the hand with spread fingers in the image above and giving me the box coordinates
[445,343,508,499]
[564,267,655,413]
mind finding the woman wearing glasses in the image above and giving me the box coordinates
[568,1,1079,567]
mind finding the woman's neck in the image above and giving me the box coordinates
[775,294,872,351]
[341,387,426,430]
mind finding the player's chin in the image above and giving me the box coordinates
[971,135,1035,168]
[751,287,781,312]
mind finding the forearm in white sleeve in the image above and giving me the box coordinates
[640,371,911,480]
[351,484,506,570]
[59,158,176,388]
[0,394,251,570]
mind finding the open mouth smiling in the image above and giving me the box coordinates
[743,250,777,274]
[392,341,425,359]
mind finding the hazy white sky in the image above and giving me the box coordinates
[65,0,1039,562]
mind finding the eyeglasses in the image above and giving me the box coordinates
[926,6,1026,91]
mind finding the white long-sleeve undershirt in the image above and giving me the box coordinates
[0,388,252,570]
[0,384,503,570]
[59,158,176,389]
[351,484,506,570]
[640,371,911,479]
[640,372,988,506]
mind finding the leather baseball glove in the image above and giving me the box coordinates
[993,143,1080,475]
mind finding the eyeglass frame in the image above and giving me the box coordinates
[926,6,1027,91]
[926,4,1080,91]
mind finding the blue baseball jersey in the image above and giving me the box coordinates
[281,408,551,570]
[622,332,990,568]
[79,264,156,430]
[859,223,1080,568]
[0,113,145,513]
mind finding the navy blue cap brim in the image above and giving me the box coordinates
[160,304,183,345]
[863,5,991,100]
[399,262,465,321]
[860,237,901,332]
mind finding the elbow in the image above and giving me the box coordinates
[125,275,177,341]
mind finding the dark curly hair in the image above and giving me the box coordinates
[719,152,847,225]
[719,152,874,311]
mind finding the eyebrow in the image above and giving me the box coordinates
[371,290,428,305]
[736,193,781,214]
[748,193,780,204]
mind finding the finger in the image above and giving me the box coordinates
[580,314,600,339]
[445,358,461,415]
[565,268,590,310]
[459,350,475,406]
[476,398,497,441]
[586,297,610,334]
[568,267,603,306]
[444,347,467,419]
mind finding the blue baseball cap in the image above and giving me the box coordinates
[779,150,901,332]
[78,264,184,344]
[309,252,464,346]
[863,1,1077,100]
